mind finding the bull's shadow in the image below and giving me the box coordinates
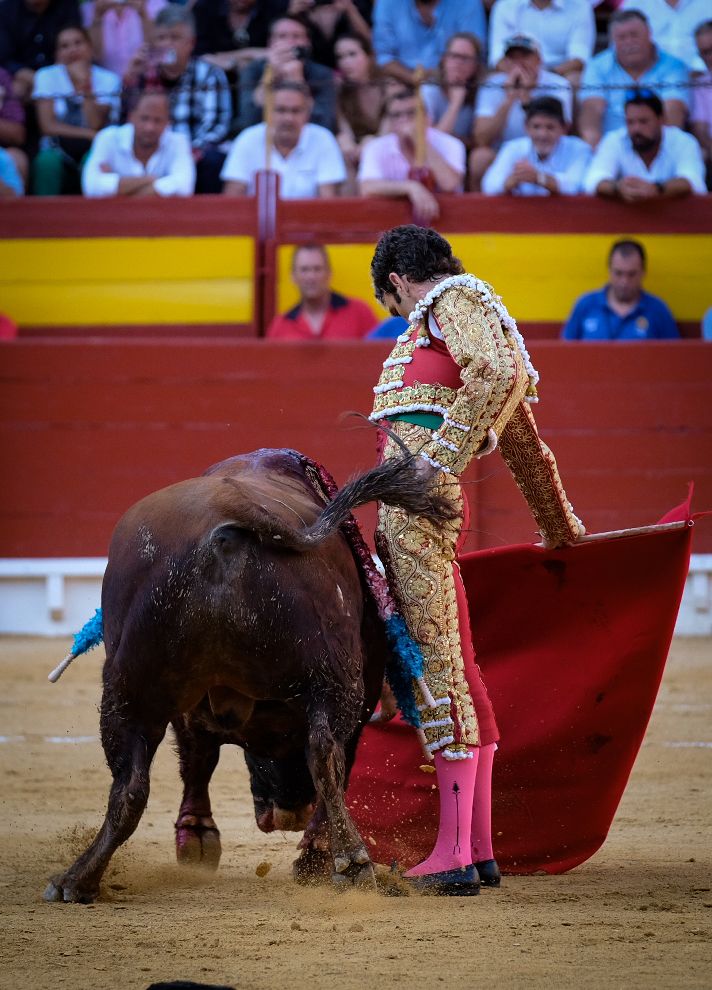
[44,447,449,904]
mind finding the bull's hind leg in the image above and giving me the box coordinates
[306,709,375,891]
[172,717,222,869]
[44,694,168,904]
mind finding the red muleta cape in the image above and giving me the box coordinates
[347,494,702,875]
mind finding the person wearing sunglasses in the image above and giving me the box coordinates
[583,87,706,200]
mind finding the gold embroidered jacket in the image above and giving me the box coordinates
[370,279,583,546]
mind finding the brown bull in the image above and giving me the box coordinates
[44,447,448,903]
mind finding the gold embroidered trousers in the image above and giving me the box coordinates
[376,422,499,755]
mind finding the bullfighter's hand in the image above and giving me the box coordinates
[370,679,398,723]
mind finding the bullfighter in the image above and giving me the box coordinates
[369,225,584,895]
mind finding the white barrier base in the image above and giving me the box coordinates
[0,555,711,637]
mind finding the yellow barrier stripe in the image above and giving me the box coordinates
[3,278,252,326]
[277,234,712,323]
[0,235,254,282]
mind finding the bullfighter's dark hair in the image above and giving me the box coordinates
[608,238,647,269]
[371,225,464,304]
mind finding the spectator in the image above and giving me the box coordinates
[221,81,346,197]
[583,88,706,199]
[0,65,28,190]
[488,0,595,84]
[702,306,712,340]
[82,0,167,78]
[0,0,81,101]
[579,10,689,149]
[562,239,679,340]
[0,312,19,338]
[335,34,386,192]
[125,5,231,193]
[691,20,712,182]
[620,0,710,72]
[0,146,24,196]
[193,0,280,65]
[288,0,373,70]
[32,25,121,195]
[421,32,482,146]
[482,95,591,195]
[366,314,409,338]
[267,243,377,340]
[235,17,337,133]
[358,86,466,222]
[470,33,572,190]
[82,90,195,197]
[372,0,486,85]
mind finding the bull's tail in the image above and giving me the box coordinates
[300,452,456,547]
[210,451,456,554]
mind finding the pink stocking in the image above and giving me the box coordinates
[470,742,495,863]
[405,747,478,877]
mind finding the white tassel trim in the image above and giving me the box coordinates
[373,380,403,394]
[419,451,450,473]
[406,273,539,390]
[383,355,412,368]
[425,734,455,753]
[442,748,475,761]
[369,403,450,422]
[433,433,459,453]
[444,417,470,432]
[417,696,451,711]
[420,717,454,730]
[415,336,430,348]
[396,331,411,343]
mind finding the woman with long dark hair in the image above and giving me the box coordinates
[32,25,120,195]
[335,32,385,191]
[421,32,481,147]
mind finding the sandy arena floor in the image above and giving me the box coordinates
[0,636,710,990]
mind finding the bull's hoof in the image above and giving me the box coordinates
[331,846,376,892]
[175,815,222,870]
[292,846,331,886]
[43,874,99,904]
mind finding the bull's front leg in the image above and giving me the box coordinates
[306,709,375,891]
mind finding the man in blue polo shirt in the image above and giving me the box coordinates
[562,239,679,340]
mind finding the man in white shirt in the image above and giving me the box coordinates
[469,33,572,190]
[82,91,195,197]
[221,81,345,198]
[620,0,710,72]
[584,88,706,199]
[488,0,595,83]
[482,96,591,195]
[357,86,466,223]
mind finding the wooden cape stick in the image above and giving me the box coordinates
[575,520,688,544]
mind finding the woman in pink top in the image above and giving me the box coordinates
[83,0,167,78]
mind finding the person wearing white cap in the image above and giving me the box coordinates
[469,33,572,190]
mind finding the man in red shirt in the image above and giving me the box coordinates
[266,244,377,340]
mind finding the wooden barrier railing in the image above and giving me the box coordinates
[1,338,710,557]
[2,191,711,337]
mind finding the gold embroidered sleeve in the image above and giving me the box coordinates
[497,401,585,547]
[417,287,527,475]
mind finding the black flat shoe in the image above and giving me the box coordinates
[475,858,501,887]
[406,864,480,896]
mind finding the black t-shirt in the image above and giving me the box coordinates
[0,0,81,74]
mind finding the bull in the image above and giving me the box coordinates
[44,447,448,903]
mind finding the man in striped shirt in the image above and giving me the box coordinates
[125,5,231,192]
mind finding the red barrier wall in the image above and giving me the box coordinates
[1,340,710,557]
